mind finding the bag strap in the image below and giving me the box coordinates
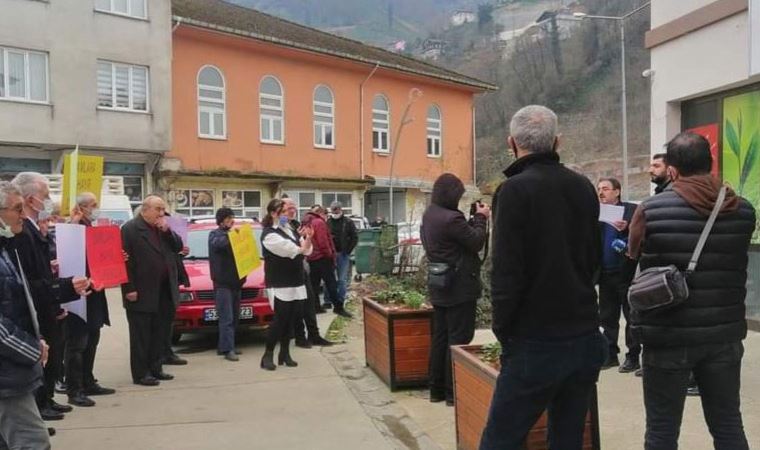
[687,185,727,273]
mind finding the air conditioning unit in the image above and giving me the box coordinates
[44,174,125,196]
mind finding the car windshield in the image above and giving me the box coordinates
[101,210,131,227]
[186,228,263,260]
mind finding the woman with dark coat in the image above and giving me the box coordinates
[259,199,313,370]
[421,173,490,405]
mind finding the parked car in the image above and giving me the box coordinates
[172,218,273,343]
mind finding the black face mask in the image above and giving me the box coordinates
[220,224,232,231]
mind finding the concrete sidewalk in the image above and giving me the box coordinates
[52,292,395,450]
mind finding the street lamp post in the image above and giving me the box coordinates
[388,88,423,224]
[574,2,649,201]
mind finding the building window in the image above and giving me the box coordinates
[372,95,390,152]
[321,192,353,215]
[426,105,442,157]
[97,60,149,112]
[169,189,215,217]
[95,0,147,19]
[197,65,225,139]
[313,85,334,148]
[260,76,284,144]
[222,190,262,219]
[0,46,48,103]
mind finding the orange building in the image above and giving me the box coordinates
[162,0,496,222]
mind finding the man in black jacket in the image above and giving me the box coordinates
[480,105,606,449]
[208,208,245,362]
[326,201,357,307]
[628,132,755,450]
[649,153,671,194]
[421,173,489,406]
[121,195,182,386]
[0,181,50,449]
[11,172,88,422]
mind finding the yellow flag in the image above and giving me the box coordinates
[61,151,104,215]
[228,223,261,278]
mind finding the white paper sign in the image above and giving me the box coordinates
[751,0,760,76]
[599,204,625,225]
[55,224,87,322]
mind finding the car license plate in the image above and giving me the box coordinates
[204,306,254,322]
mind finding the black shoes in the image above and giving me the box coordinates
[278,354,298,367]
[310,336,334,347]
[68,392,96,407]
[217,349,243,355]
[39,406,64,421]
[84,383,116,396]
[164,354,188,366]
[430,391,446,403]
[224,351,239,362]
[619,356,641,373]
[295,339,313,349]
[321,303,333,309]
[135,375,160,386]
[635,368,643,377]
[334,308,353,319]
[260,352,276,371]
[49,400,73,413]
[602,354,619,370]
[152,371,174,381]
[55,381,68,395]
[47,427,56,437]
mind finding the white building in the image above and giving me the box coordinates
[0,0,173,209]
[648,0,760,327]
[450,10,477,27]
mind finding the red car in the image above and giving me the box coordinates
[172,219,274,343]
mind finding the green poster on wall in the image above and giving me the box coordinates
[723,90,760,244]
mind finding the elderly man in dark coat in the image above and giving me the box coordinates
[421,173,490,406]
[121,195,182,386]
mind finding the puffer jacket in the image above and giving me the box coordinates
[0,238,43,398]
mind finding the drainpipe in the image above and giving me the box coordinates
[359,64,380,181]
[472,103,477,188]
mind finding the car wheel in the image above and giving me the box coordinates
[171,332,182,345]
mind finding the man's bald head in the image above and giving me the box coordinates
[140,195,166,225]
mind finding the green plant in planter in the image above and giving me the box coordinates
[403,291,426,310]
[370,275,428,310]
[480,342,502,366]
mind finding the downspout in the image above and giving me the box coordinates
[472,103,477,189]
[359,64,380,181]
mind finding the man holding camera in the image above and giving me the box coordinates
[421,173,489,406]
[597,178,639,372]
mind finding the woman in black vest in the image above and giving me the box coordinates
[260,199,313,370]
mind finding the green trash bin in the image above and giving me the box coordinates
[355,225,397,275]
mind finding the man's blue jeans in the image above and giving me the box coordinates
[479,331,607,450]
[324,252,351,306]
[214,287,241,354]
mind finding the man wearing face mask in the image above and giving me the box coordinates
[64,193,115,407]
[326,201,357,311]
[208,207,245,362]
[11,172,90,422]
[0,181,51,449]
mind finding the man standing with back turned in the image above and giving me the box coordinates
[480,105,606,449]
[628,132,755,450]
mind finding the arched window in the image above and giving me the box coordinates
[260,76,284,144]
[313,85,335,148]
[197,65,226,138]
[426,105,442,157]
[372,95,389,152]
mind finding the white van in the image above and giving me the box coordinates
[45,174,134,226]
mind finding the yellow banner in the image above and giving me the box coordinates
[61,153,104,215]
[229,223,261,279]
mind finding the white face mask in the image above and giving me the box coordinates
[32,196,54,221]
[331,213,342,219]
[0,218,16,239]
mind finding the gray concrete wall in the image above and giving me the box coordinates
[0,0,172,153]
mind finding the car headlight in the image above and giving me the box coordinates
[179,292,194,303]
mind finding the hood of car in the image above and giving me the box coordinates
[180,259,265,292]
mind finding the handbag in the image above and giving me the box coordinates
[427,262,454,289]
[628,186,727,313]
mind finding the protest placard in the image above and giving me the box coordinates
[61,150,104,215]
[228,223,261,278]
[56,224,87,322]
[166,214,188,244]
[86,225,128,289]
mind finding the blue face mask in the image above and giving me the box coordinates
[278,216,289,227]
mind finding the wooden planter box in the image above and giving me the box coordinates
[362,297,434,390]
[452,345,601,450]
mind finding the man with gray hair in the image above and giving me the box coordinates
[480,105,605,449]
[326,201,357,310]
[11,172,90,422]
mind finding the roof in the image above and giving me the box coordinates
[171,0,497,92]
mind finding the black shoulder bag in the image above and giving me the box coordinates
[628,186,726,314]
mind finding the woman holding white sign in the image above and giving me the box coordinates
[259,199,313,371]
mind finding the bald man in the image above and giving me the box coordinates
[120,196,183,386]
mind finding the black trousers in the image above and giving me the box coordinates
[429,301,476,401]
[126,309,165,382]
[598,270,640,358]
[63,316,101,394]
[36,321,63,408]
[161,298,179,360]
[642,342,748,450]
[308,258,342,309]
[294,272,320,342]
[266,299,302,356]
